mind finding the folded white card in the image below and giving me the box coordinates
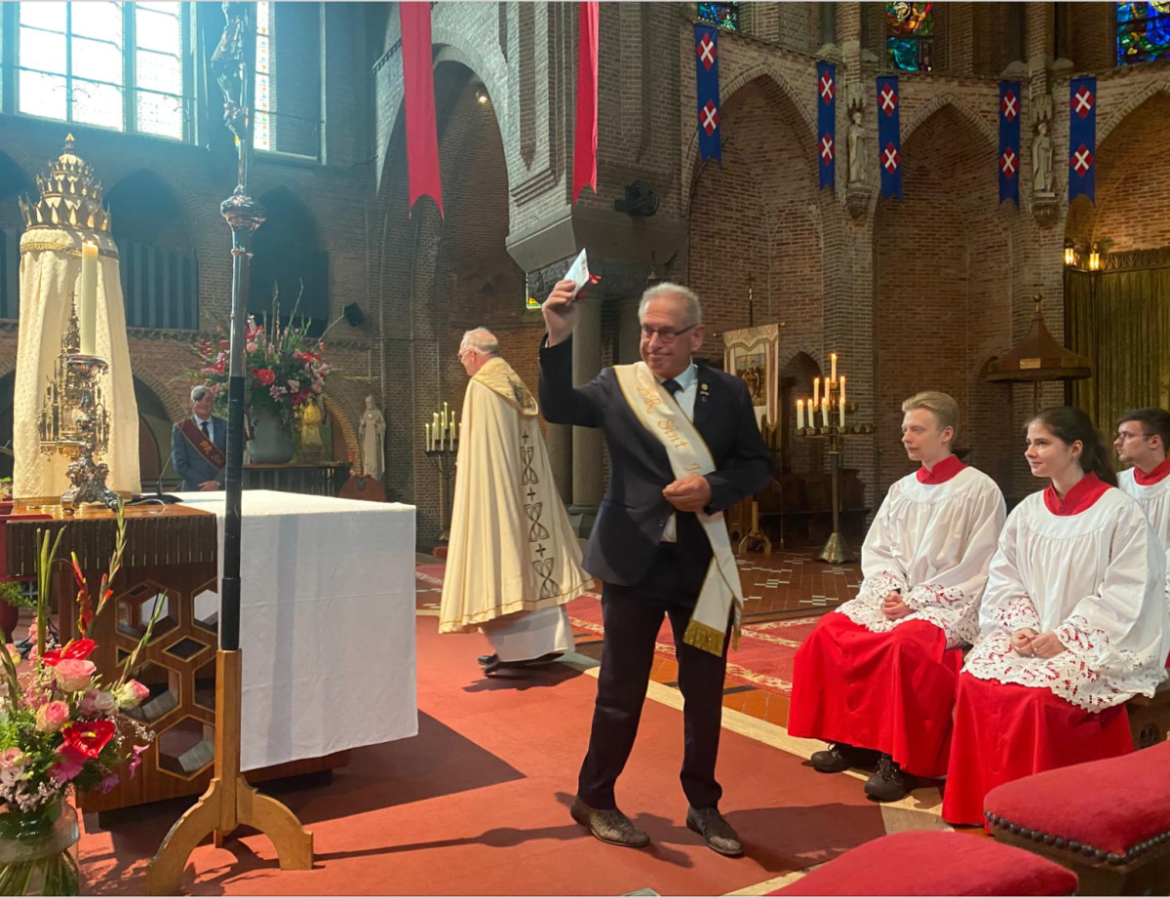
[564,249,591,300]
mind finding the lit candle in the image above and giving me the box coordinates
[839,375,846,405]
[425,423,431,451]
[813,377,820,409]
[79,241,98,355]
[839,394,846,429]
[796,399,804,430]
[822,399,830,428]
[830,353,838,384]
[433,411,440,450]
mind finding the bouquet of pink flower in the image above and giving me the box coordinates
[0,502,156,819]
[188,289,338,426]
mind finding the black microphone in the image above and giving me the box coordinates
[157,451,173,496]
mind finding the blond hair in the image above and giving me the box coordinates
[902,391,959,439]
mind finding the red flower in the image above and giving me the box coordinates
[41,638,97,668]
[212,359,226,375]
[62,720,116,758]
[252,368,276,386]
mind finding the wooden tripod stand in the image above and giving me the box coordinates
[146,651,312,894]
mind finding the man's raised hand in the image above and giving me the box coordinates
[543,279,580,347]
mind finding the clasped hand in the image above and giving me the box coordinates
[1010,628,1065,658]
[881,591,911,621]
[663,475,711,512]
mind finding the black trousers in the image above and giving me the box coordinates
[577,542,731,811]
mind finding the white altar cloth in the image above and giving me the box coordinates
[174,490,418,771]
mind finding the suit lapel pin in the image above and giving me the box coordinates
[699,382,710,402]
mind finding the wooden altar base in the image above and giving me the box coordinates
[3,504,348,816]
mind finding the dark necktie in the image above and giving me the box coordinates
[662,379,682,396]
[200,421,210,440]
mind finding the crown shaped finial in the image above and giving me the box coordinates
[18,135,112,234]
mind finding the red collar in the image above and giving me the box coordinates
[1134,458,1170,486]
[1044,473,1111,516]
[916,455,966,485]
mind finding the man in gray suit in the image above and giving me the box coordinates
[171,385,227,491]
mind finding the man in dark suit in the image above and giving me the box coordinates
[540,279,772,856]
[171,385,227,491]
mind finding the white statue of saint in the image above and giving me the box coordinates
[1032,119,1054,195]
[358,395,385,481]
[848,109,867,186]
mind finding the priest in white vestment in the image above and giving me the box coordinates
[944,407,1168,826]
[13,138,141,500]
[789,392,1005,802]
[439,328,591,675]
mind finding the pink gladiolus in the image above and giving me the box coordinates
[49,744,87,784]
[128,744,148,778]
[99,773,120,794]
[115,680,150,710]
[54,658,96,692]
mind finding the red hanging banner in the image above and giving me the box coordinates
[572,2,599,202]
[400,2,443,218]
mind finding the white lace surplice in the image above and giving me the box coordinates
[837,467,1006,648]
[966,489,1169,711]
[1117,468,1170,607]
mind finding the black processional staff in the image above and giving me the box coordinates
[215,0,266,652]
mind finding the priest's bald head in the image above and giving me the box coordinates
[459,327,499,377]
[638,283,706,380]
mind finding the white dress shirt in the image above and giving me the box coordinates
[194,414,215,445]
[658,363,698,544]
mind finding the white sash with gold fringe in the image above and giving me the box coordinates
[613,362,744,656]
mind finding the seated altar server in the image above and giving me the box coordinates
[439,328,591,676]
[1116,408,1170,549]
[788,391,1005,802]
[943,407,1168,826]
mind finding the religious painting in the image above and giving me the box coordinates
[886,2,934,72]
[723,324,780,429]
[1117,1,1170,64]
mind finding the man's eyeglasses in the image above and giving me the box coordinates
[640,324,696,344]
[1115,431,1153,441]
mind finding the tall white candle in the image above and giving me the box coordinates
[813,377,820,409]
[839,375,846,404]
[830,353,838,384]
[839,395,846,428]
[79,241,98,355]
[822,399,829,428]
[425,423,431,451]
[796,399,804,430]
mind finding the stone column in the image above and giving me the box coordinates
[618,297,642,364]
[570,296,603,534]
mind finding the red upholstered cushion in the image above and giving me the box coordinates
[766,831,1077,896]
[984,740,1170,861]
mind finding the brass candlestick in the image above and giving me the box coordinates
[796,359,872,564]
[38,300,118,514]
[425,405,460,543]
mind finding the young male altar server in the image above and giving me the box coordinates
[540,280,771,856]
[438,328,591,676]
[788,391,1005,802]
[943,407,1168,825]
[1116,407,1170,555]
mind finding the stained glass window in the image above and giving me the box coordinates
[254,1,273,151]
[1117,2,1170,65]
[14,2,190,141]
[886,1,934,72]
[697,2,739,32]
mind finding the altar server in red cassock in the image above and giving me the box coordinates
[943,407,1168,826]
[789,392,1005,802]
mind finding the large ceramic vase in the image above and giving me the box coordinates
[0,800,81,895]
[249,406,294,464]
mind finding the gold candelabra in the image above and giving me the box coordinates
[424,403,460,543]
[795,354,873,564]
[38,299,118,514]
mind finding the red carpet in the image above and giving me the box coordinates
[420,562,824,696]
[79,614,885,895]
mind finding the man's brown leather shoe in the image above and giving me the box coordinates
[570,796,651,848]
[686,806,743,857]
